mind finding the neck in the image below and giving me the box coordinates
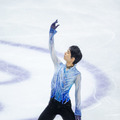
[66,62,74,69]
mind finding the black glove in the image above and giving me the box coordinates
[50,19,60,30]
[75,115,81,120]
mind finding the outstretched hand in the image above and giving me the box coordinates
[51,19,60,29]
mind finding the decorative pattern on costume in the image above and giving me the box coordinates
[49,27,82,116]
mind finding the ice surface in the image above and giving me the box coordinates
[0,0,120,120]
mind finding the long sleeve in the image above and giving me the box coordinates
[75,73,82,116]
[49,27,61,69]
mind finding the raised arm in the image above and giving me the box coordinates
[75,73,82,120]
[49,20,61,69]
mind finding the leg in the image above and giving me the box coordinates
[38,100,57,120]
[60,100,75,120]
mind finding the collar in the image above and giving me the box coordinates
[65,64,76,71]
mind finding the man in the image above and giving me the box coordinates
[38,20,82,120]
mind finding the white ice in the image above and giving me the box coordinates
[0,0,120,120]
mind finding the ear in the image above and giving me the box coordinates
[72,57,75,63]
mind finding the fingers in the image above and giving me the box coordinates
[52,19,58,26]
[54,19,58,24]
[51,19,60,29]
[55,24,60,29]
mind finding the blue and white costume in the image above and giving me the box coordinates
[49,28,82,116]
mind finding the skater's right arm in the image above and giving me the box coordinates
[49,20,61,69]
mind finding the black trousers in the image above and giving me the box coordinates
[38,98,75,120]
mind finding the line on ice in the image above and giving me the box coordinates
[0,60,30,85]
[0,103,4,111]
[80,60,112,109]
[0,40,112,117]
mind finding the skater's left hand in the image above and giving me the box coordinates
[75,115,81,120]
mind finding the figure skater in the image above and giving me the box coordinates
[38,20,82,120]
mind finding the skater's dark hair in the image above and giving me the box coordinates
[69,45,82,65]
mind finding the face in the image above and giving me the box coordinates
[64,49,75,64]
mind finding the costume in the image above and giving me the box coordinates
[38,21,82,120]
